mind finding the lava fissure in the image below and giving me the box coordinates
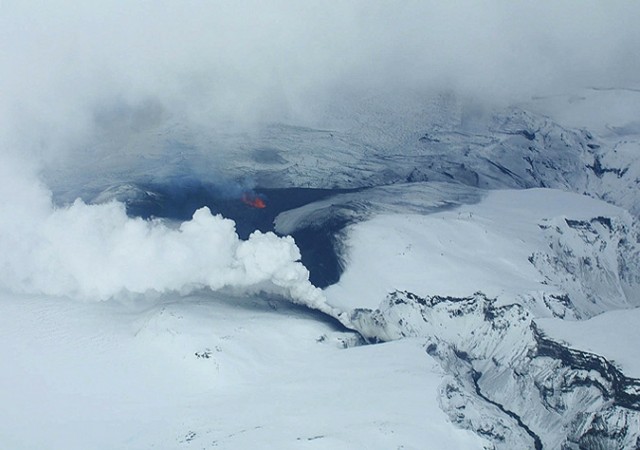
[241,192,266,209]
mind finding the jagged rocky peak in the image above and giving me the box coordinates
[529,213,640,319]
[346,291,640,449]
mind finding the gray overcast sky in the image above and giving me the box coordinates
[2,1,640,157]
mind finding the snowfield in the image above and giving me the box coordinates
[324,188,636,314]
[0,292,485,450]
[328,188,640,449]
[537,308,640,379]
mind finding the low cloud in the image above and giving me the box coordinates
[3,1,639,159]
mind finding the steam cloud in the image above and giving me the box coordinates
[1,1,639,308]
[0,157,328,310]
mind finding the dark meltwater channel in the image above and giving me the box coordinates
[125,182,356,288]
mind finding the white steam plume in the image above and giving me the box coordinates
[0,158,330,313]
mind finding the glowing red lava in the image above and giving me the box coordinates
[241,192,266,209]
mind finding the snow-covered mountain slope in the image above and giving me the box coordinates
[537,308,640,379]
[317,187,640,317]
[308,187,640,449]
[12,88,640,449]
[348,291,640,450]
[0,291,487,450]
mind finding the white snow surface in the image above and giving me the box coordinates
[0,291,485,450]
[537,308,640,378]
[325,188,628,311]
